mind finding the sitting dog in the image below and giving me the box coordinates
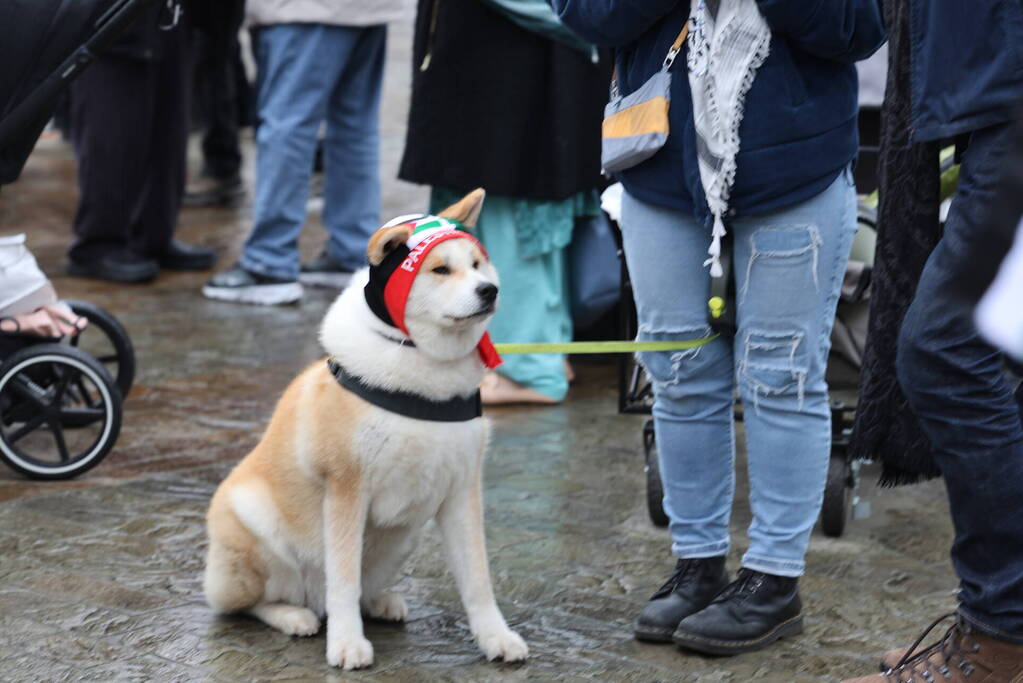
[202,189,528,669]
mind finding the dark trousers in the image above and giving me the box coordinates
[69,25,189,263]
[191,0,246,179]
[897,122,1023,642]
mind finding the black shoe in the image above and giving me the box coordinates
[672,568,803,655]
[299,251,354,289]
[182,173,244,208]
[67,251,159,283]
[202,265,302,305]
[634,557,729,643]
[158,240,217,271]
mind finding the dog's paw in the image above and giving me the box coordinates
[326,636,374,670]
[278,608,321,636]
[476,628,528,663]
[364,592,408,622]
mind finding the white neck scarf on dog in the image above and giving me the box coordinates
[686,0,771,277]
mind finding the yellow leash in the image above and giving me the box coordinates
[494,337,719,355]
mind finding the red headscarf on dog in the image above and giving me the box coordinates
[365,215,502,369]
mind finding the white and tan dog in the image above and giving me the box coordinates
[202,189,527,670]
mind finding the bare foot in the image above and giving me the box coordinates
[480,371,558,405]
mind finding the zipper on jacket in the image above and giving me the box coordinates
[420,0,441,71]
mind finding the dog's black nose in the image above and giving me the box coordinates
[476,283,498,304]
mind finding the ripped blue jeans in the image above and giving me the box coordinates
[620,167,856,577]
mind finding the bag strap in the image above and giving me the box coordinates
[664,21,690,69]
[609,21,690,99]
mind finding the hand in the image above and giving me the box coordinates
[0,306,88,338]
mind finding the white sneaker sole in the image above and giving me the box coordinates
[202,282,303,305]
[298,271,353,289]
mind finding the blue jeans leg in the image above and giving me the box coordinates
[241,24,377,280]
[620,167,856,577]
[732,167,857,577]
[896,122,1023,643]
[620,195,742,562]
[322,26,386,271]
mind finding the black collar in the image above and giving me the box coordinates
[327,358,481,422]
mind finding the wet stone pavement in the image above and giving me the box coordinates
[0,19,961,683]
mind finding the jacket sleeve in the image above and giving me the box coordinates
[755,0,886,63]
[550,0,681,48]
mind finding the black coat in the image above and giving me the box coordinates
[398,0,611,201]
[850,0,943,486]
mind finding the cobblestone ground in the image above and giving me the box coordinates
[0,17,960,683]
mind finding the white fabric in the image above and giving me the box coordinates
[246,0,410,28]
[976,217,1023,361]
[686,0,772,277]
[600,183,624,223]
[0,234,56,317]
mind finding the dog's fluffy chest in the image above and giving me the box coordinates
[353,410,488,528]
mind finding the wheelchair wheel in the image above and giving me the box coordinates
[0,344,122,479]
[65,300,135,395]
[820,454,851,538]
[643,419,669,528]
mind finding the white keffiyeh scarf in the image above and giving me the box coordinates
[686,0,772,277]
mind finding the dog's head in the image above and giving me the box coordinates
[366,189,499,361]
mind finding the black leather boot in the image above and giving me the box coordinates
[634,556,729,643]
[673,568,803,655]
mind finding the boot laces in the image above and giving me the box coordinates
[651,559,703,599]
[711,568,765,605]
[883,614,980,682]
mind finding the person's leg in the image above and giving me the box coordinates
[673,166,857,656]
[319,25,387,273]
[68,55,155,270]
[198,0,245,180]
[621,192,737,560]
[131,24,208,267]
[472,196,571,402]
[897,122,1023,643]
[237,24,345,281]
[619,191,734,639]
[734,165,858,577]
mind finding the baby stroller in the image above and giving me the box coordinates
[0,0,160,183]
[0,236,135,479]
[0,0,155,478]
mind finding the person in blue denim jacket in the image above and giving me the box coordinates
[553,0,884,656]
[842,1,1023,681]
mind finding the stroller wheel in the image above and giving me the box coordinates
[643,419,669,527]
[820,454,851,537]
[0,344,122,480]
[65,300,135,396]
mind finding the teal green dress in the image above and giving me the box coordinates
[431,188,599,401]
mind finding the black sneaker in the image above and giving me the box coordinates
[67,250,159,283]
[157,240,217,271]
[182,173,244,208]
[202,265,302,305]
[635,556,729,643]
[672,568,803,655]
[299,251,354,289]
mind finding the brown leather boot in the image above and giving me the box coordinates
[843,614,1023,682]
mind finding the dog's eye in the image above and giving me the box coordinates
[432,265,451,275]
[472,260,481,269]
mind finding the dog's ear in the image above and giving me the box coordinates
[367,223,414,266]
[437,188,486,229]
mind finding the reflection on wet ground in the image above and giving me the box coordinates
[0,20,957,683]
